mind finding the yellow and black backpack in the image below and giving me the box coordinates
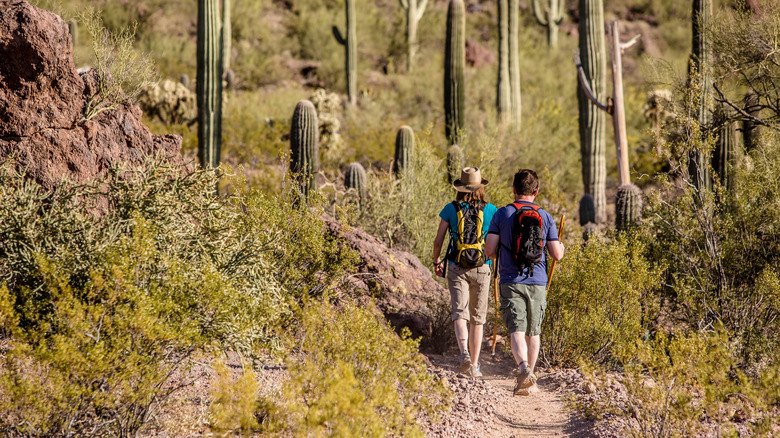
[447,201,486,268]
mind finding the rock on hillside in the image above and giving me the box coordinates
[324,218,452,352]
[0,0,185,191]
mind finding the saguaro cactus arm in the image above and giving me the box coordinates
[532,0,563,25]
[332,26,346,45]
[574,50,611,113]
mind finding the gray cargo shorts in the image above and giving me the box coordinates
[446,263,491,324]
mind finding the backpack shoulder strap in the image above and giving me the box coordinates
[511,202,540,212]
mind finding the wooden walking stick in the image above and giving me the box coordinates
[547,214,566,291]
[491,254,500,355]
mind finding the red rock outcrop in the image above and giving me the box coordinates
[0,0,185,191]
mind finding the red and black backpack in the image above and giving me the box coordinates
[508,203,544,276]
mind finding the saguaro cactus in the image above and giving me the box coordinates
[743,90,761,152]
[508,0,521,127]
[399,0,428,72]
[393,125,415,177]
[447,144,464,184]
[68,19,78,47]
[532,0,564,48]
[222,0,231,74]
[333,0,357,106]
[713,103,739,191]
[197,0,224,170]
[688,0,713,192]
[576,0,607,223]
[496,0,510,122]
[444,0,465,145]
[615,184,643,231]
[344,162,367,209]
[290,100,319,198]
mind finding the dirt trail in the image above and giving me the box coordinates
[423,339,604,438]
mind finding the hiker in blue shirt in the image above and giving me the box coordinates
[432,167,497,378]
[485,169,565,396]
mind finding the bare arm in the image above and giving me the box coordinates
[485,233,499,259]
[547,240,564,261]
[432,219,449,263]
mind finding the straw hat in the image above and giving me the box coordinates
[453,167,489,192]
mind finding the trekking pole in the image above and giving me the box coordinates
[546,215,566,291]
[491,254,500,355]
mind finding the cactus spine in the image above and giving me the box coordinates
[615,184,643,231]
[393,125,415,177]
[532,0,564,48]
[221,0,231,74]
[444,0,465,145]
[447,144,464,184]
[399,0,428,73]
[290,100,319,198]
[197,0,224,170]
[688,0,713,192]
[68,19,78,47]
[577,0,607,223]
[333,0,357,106]
[344,162,367,209]
[497,0,510,122]
[508,0,521,127]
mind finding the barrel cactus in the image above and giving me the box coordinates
[615,184,643,231]
[332,0,357,105]
[197,0,224,170]
[444,0,465,145]
[290,100,319,198]
[447,144,464,184]
[393,125,415,177]
[577,0,607,223]
[344,162,367,209]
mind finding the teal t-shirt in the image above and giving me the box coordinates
[439,201,497,265]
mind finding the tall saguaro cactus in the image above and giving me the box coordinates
[532,0,564,48]
[576,0,607,223]
[333,0,357,106]
[496,0,510,123]
[508,0,521,127]
[688,0,713,192]
[399,0,428,72]
[197,0,224,170]
[713,103,738,191]
[445,0,465,145]
[290,100,319,198]
[222,0,231,74]
[393,125,415,177]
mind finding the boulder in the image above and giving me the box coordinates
[324,218,453,352]
[0,1,185,192]
[465,38,495,68]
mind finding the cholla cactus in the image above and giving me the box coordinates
[138,79,196,125]
[309,88,344,161]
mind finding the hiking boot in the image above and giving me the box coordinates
[513,364,536,395]
[458,352,472,374]
[469,363,482,378]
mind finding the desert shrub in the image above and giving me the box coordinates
[0,157,361,435]
[259,298,451,437]
[209,359,261,436]
[542,235,660,367]
[583,328,780,437]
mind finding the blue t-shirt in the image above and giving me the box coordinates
[487,201,558,285]
[439,201,497,266]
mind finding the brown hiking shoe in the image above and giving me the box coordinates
[458,352,472,374]
[513,365,536,395]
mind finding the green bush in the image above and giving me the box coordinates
[542,235,660,367]
[259,298,451,436]
[0,158,360,435]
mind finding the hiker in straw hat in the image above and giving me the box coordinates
[432,167,497,378]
